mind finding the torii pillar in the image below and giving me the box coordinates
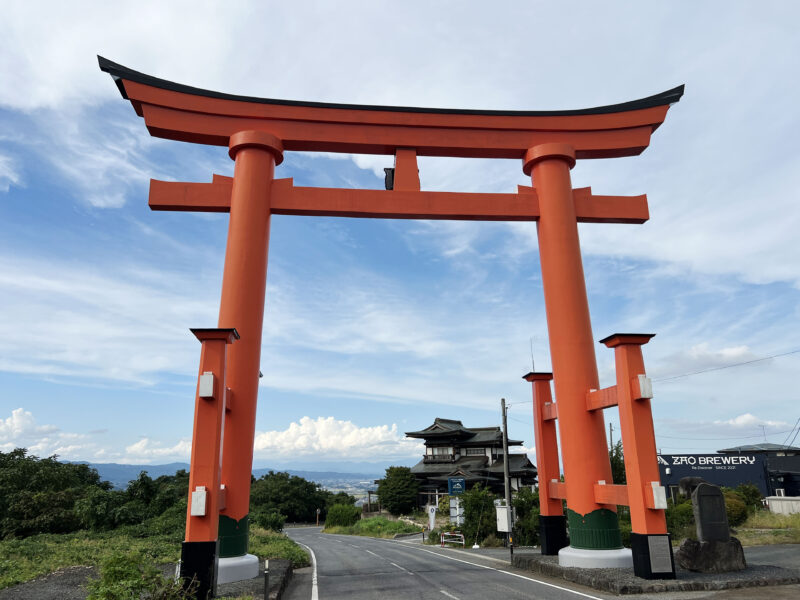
[524,144,630,567]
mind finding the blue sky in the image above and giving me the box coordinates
[1,1,799,472]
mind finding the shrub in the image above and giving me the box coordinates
[325,504,361,527]
[481,533,504,547]
[723,492,748,527]
[86,551,192,600]
[253,507,286,532]
[735,483,763,513]
[461,484,496,547]
[512,487,539,546]
[666,501,695,536]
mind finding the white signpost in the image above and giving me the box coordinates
[428,505,437,531]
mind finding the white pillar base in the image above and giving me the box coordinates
[558,546,633,569]
[217,553,259,584]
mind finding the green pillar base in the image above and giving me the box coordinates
[566,508,623,550]
[218,514,249,558]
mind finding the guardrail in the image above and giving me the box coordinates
[440,532,465,547]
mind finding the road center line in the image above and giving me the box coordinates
[390,561,413,575]
[440,591,460,600]
[297,542,319,600]
[364,549,380,557]
[408,546,606,600]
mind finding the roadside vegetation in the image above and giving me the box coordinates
[324,516,421,538]
[0,448,325,592]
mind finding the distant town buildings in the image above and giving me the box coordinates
[405,418,537,506]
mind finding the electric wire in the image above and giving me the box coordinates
[652,348,800,382]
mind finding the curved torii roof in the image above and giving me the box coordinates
[98,56,683,160]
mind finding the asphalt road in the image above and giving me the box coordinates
[284,527,615,600]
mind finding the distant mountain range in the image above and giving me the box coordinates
[67,461,385,490]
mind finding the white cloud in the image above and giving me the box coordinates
[0,153,21,191]
[0,254,218,383]
[714,413,788,429]
[253,416,423,460]
[0,408,91,458]
[124,437,192,463]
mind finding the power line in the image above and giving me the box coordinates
[653,348,800,383]
[655,429,795,441]
[780,417,800,447]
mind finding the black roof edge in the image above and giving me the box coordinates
[98,56,684,117]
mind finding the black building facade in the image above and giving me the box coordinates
[405,418,537,507]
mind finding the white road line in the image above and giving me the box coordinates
[440,591,460,600]
[364,549,380,557]
[390,561,414,575]
[297,542,319,600]
[410,546,606,600]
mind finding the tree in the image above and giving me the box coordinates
[609,440,626,485]
[512,487,540,546]
[377,466,418,515]
[461,483,496,546]
[250,471,330,522]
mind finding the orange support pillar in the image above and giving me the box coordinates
[217,131,283,561]
[524,143,624,561]
[180,327,238,598]
[601,333,675,579]
[524,371,568,555]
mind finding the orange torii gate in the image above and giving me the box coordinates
[99,56,682,592]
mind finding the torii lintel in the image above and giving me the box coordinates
[98,56,683,160]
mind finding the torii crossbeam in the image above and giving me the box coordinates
[99,56,683,591]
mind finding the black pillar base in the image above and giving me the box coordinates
[630,532,676,579]
[539,515,568,555]
[180,540,218,600]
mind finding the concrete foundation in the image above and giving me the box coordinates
[558,546,633,569]
[217,553,259,584]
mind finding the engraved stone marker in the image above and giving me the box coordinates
[692,483,730,542]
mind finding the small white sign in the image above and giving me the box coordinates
[496,506,511,532]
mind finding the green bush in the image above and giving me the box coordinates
[735,483,763,513]
[461,484,497,547]
[666,501,695,536]
[86,551,192,600]
[723,491,748,527]
[325,504,362,527]
[512,487,540,546]
[253,507,286,532]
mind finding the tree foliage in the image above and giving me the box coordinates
[461,483,497,546]
[609,440,626,485]
[512,487,540,546]
[249,471,331,522]
[377,466,419,516]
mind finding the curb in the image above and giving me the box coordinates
[512,554,800,595]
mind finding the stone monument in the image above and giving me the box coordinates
[675,483,746,573]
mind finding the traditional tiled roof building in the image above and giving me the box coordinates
[405,418,537,506]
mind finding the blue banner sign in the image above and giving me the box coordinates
[448,477,466,495]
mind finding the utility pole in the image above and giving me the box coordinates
[501,398,513,558]
[609,422,613,450]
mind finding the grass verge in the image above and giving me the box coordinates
[324,516,422,538]
[249,526,309,568]
[0,525,308,590]
[734,511,800,546]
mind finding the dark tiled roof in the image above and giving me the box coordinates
[718,443,800,453]
[486,454,535,473]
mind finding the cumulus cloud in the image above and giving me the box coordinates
[124,438,192,463]
[714,413,788,429]
[253,416,423,460]
[0,408,90,458]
